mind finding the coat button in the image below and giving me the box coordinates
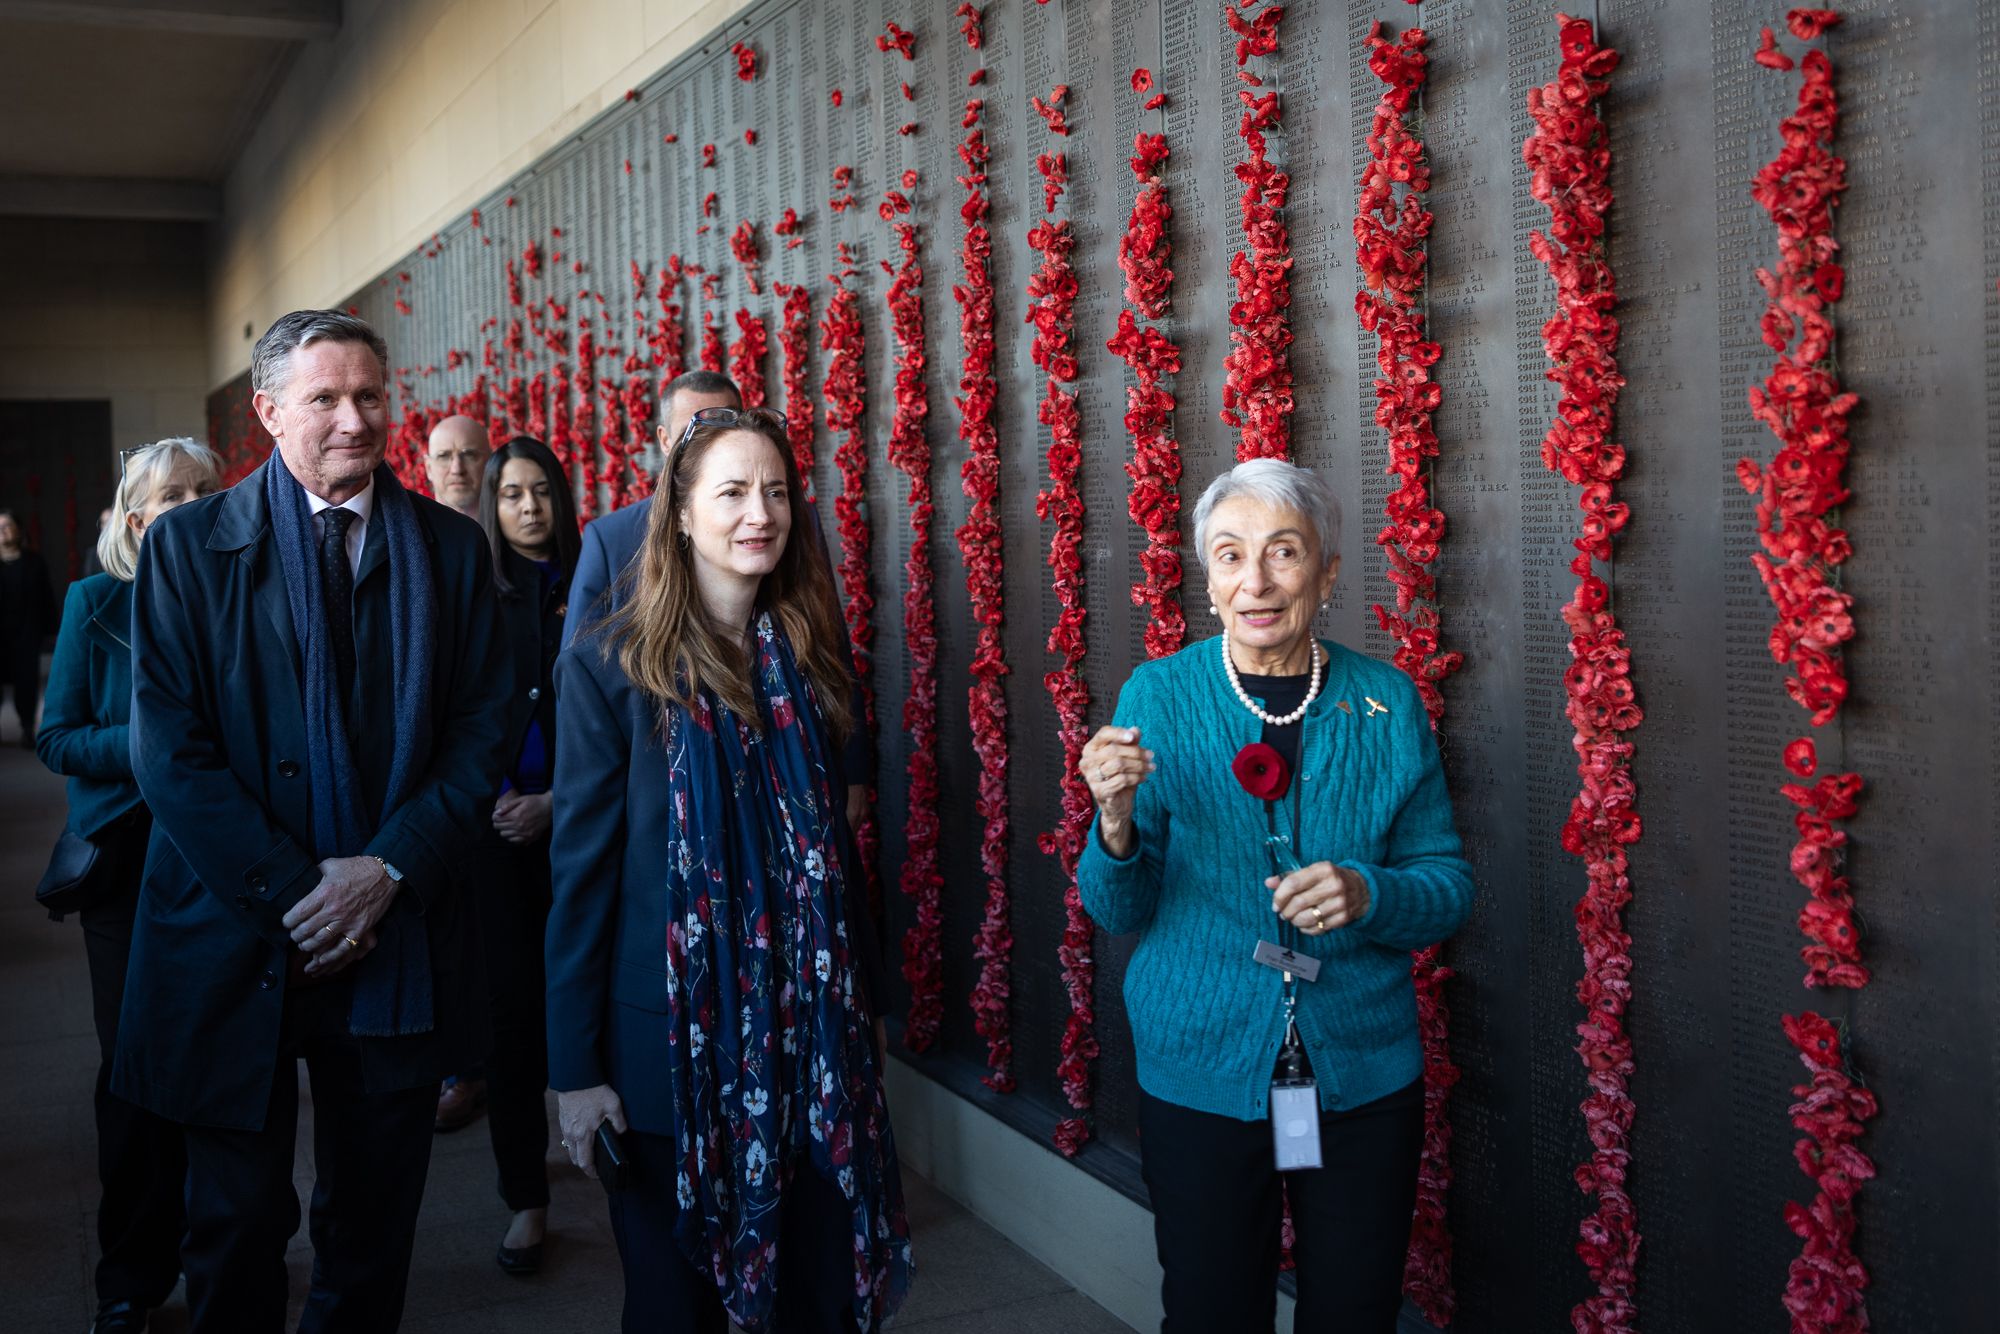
[528,686,541,701]
[278,759,301,778]
[246,873,266,891]
[258,971,276,991]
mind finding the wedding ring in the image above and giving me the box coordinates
[342,935,360,950]
[560,1139,572,1149]
[1309,905,1326,930]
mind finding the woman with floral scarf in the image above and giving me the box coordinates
[546,406,909,1333]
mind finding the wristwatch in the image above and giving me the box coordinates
[371,855,404,886]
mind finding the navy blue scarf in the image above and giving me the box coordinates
[264,452,438,1036]
[662,614,910,1333]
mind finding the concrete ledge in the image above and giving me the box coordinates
[885,1059,1302,1334]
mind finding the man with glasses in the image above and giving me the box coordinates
[424,415,491,520]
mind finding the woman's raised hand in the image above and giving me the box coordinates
[1080,726,1156,857]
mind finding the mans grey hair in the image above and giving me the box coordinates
[249,309,390,398]
[1191,458,1343,570]
[101,437,224,582]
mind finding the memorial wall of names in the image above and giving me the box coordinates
[206,1,1997,1324]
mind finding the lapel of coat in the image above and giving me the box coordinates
[207,459,302,681]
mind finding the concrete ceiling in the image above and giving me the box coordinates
[0,1,341,221]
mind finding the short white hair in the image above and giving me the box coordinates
[101,438,223,581]
[1191,458,1342,570]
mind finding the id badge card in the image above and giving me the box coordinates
[1271,1080,1323,1171]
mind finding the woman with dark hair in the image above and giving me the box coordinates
[473,435,579,1274]
[547,406,910,1332]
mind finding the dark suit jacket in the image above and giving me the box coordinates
[545,632,882,1134]
[563,496,875,786]
[493,545,566,790]
[36,573,143,838]
[118,462,510,1129]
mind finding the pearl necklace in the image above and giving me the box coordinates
[1220,634,1323,726]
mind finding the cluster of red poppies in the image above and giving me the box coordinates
[1522,17,1643,1332]
[1742,15,1874,1331]
[1780,1010,1876,1333]
[652,260,688,390]
[614,363,654,507]
[1109,127,1185,661]
[1356,23,1460,725]
[726,309,767,409]
[1021,136,1095,1156]
[875,185,945,1055]
[952,86,1016,1093]
[819,244,882,918]
[730,220,762,295]
[1219,0,1292,462]
[698,308,724,374]
[729,39,756,82]
[570,323,599,521]
[772,283,814,485]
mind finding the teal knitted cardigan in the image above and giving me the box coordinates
[1077,635,1474,1120]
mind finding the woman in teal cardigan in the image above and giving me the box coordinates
[1077,458,1474,1334]
[37,437,219,1334]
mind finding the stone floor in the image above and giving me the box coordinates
[0,700,1130,1333]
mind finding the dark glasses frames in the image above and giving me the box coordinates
[676,404,745,446]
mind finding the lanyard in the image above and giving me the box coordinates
[1263,722,1310,1054]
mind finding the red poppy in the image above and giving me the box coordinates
[1787,8,1842,40]
[1231,742,1290,801]
[1131,67,1153,93]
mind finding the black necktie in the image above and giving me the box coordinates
[318,507,357,705]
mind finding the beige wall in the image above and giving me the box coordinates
[206,0,757,389]
[0,217,210,452]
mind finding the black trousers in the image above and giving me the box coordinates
[178,980,437,1334]
[478,828,552,1211]
[1138,1075,1423,1334]
[78,865,187,1306]
[607,1129,866,1334]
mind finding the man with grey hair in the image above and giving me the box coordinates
[424,414,490,519]
[121,309,508,1332]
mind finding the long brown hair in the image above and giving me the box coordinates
[605,406,853,742]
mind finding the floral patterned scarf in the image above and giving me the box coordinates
[663,612,911,1332]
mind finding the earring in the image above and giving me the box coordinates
[1209,605,1219,616]
[676,530,690,550]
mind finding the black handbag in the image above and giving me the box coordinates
[35,808,143,920]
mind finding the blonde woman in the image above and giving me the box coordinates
[37,436,220,1334]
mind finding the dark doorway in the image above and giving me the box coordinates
[0,400,116,591]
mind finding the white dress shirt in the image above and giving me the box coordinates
[304,477,375,577]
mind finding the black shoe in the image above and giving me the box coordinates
[495,1241,543,1276]
[89,1300,147,1334]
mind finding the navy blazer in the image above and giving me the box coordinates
[36,573,144,839]
[118,462,510,1130]
[545,632,882,1134]
[563,495,875,786]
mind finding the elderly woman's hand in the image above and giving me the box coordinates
[1267,862,1371,935]
[1081,725,1155,858]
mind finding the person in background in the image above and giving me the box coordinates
[1076,458,1475,1333]
[37,438,221,1334]
[427,410,496,1128]
[121,309,509,1333]
[0,507,59,745]
[473,436,579,1276]
[548,405,909,1333]
[81,504,113,578]
[425,414,491,520]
